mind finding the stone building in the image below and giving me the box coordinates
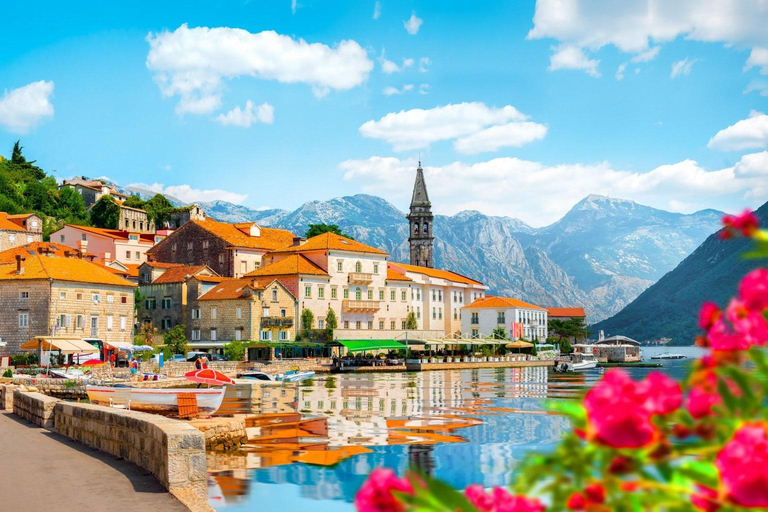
[118,204,154,234]
[461,296,548,341]
[0,212,43,251]
[164,204,206,229]
[51,225,162,266]
[407,163,434,268]
[146,218,296,278]
[0,252,135,355]
[59,177,128,208]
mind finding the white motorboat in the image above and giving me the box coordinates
[555,353,599,372]
[240,370,315,382]
[49,368,90,380]
[650,352,687,360]
[86,385,226,416]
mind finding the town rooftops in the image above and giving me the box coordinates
[0,254,135,287]
[198,277,292,301]
[142,261,185,269]
[0,212,29,232]
[188,218,296,250]
[245,254,329,277]
[386,267,412,282]
[63,225,155,244]
[463,296,545,310]
[546,307,586,318]
[0,242,95,262]
[269,232,388,256]
[390,262,483,286]
[151,265,215,284]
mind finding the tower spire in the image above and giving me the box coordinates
[407,161,434,268]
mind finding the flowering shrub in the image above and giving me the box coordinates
[355,209,768,511]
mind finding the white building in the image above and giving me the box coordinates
[461,296,548,341]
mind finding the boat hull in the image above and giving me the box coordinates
[86,386,226,416]
[570,361,598,371]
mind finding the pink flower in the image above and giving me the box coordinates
[691,485,720,512]
[699,302,722,330]
[722,209,759,237]
[465,485,545,512]
[566,493,586,510]
[355,468,413,512]
[583,483,605,504]
[733,312,768,346]
[739,268,768,312]
[687,373,722,419]
[707,319,750,352]
[716,424,768,508]
[584,369,681,448]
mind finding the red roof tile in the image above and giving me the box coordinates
[192,218,296,250]
[546,307,586,318]
[151,265,211,284]
[462,296,544,310]
[245,254,329,277]
[269,232,388,255]
[389,262,483,286]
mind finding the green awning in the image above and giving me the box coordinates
[338,340,407,353]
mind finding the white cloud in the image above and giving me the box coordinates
[418,57,430,72]
[0,81,54,134]
[418,83,430,95]
[214,100,274,127]
[615,63,626,80]
[670,58,697,78]
[382,84,414,96]
[745,47,768,74]
[373,1,381,20]
[630,46,660,63]
[404,12,423,35]
[528,1,768,75]
[128,182,248,204]
[745,80,768,97]
[339,153,767,226]
[708,111,768,151]
[291,0,297,14]
[359,102,546,153]
[379,50,414,74]
[548,45,600,77]
[145,24,373,115]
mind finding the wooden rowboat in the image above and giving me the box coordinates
[86,385,226,416]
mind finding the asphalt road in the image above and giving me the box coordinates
[0,411,188,511]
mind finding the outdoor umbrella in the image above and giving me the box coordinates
[506,340,534,354]
[80,358,106,366]
[184,369,236,386]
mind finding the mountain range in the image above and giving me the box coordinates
[592,199,768,344]
[196,194,722,323]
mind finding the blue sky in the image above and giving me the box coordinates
[2,0,768,226]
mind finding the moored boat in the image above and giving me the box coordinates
[86,385,226,416]
[650,352,687,360]
[240,370,315,382]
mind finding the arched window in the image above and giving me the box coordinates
[423,222,429,234]
[355,287,362,300]
[413,223,419,235]
[355,261,362,273]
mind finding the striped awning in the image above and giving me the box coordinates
[20,337,99,354]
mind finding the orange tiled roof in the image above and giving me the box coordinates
[245,254,329,277]
[143,261,184,269]
[390,262,483,286]
[194,275,225,283]
[0,242,93,263]
[192,218,296,250]
[0,254,135,287]
[386,268,412,282]
[0,212,28,232]
[269,232,388,255]
[546,307,586,318]
[151,265,210,284]
[462,296,544,310]
[64,225,155,244]
[198,277,288,301]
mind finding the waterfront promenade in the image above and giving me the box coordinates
[0,411,187,511]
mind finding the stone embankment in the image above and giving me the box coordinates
[190,417,247,450]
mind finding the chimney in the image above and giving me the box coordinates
[15,255,25,275]
[292,236,306,247]
[78,240,88,255]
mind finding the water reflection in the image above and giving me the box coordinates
[208,347,701,511]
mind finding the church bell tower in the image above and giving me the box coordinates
[407,162,434,268]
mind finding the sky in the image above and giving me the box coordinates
[2,0,768,226]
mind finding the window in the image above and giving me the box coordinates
[379,290,384,300]
[279,330,288,341]
[107,295,114,303]
[401,291,407,301]
[77,293,83,300]
[305,286,312,298]
[19,291,29,299]
[121,295,127,304]
[318,319,324,329]
[218,254,224,264]
[92,293,101,302]
[355,288,362,300]
[343,288,349,299]
[367,289,373,300]
[331,287,337,299]
[202,240,209,249]
[368,322,373,330]
[162,297,171,309]
[211,307,217,319]
[355,261,362,273]
[146,298,156,310]
[471,312,479,324]
[337,260,343,272]
[272,288,278,302]
[161,318,171,329]
[417,306,421,319]
[439,291,443,301]
[472,328,479,337]
[60,235,65,243]
[8,234,14,243]
[318,287,325,299]
[236,307,242,319]
[235,328,242,341]
[120,316,126,331]
[261,330,271,341]
[135,251,140,260]
[172,243,177,252]
[379,320,384,330]
[344,320,349,329]
[241,261,247,273]
[125,251,131,260]
[432,307,436,319]
[82,234,88,241]
[390,290,396,301]
[107,316,113,331]
[454,309,458,320]
[18,313,28,328]
[187,242,193,250]
[432,290,436,301]
[58,314,69,328]
[390,321,396,330]
[263,307,269,316]
[439,308,443,320]
[76,315,84,329]
[26,235,32,243]
[497,312,506,324]
[129,234,138,241]
[373,263,379,273]
[31,220,37,228]
[356,321,361,329]
[210,328,217,341]
[192,308,201,319]
[417,290,421,301]
[280,309,286,317]
[191,329,201,340]
[402,320,407,329]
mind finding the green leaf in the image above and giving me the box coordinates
[678,460,719,489]
[716,378,739,413]
[547,400,586,421]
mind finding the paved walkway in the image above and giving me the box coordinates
[0,411,188,511]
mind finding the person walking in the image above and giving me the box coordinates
[194,356,202,370]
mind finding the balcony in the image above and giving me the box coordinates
[342,299,381,312]
[261,316,294,328]
[348,272,374,284]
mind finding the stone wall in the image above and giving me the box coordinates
[189,417,247,450]
[13,390,58,430]
[1,383,17,410]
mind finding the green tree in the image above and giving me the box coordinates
[223,340,246,361]
[301,308,315,330]
[123,194,147,209]
[305,223,354,240]
[9,141,45,181]
[326,307,338,330]
[90,195,120,228]
[54,185,88,221]
[163,324,188,355]
[134,288,145,313]
[406,312,418,330]
[491,326,509,340]
[145,194,175,227]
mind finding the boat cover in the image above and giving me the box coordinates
[338,340,407,353]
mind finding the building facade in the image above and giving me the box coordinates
[407,163,434,268]
[146,218,296,278]
[51,225,161,265]
[0,212,43,252]
[118,204,154,234]
[461,296,548,341]
[0,253,135,355]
